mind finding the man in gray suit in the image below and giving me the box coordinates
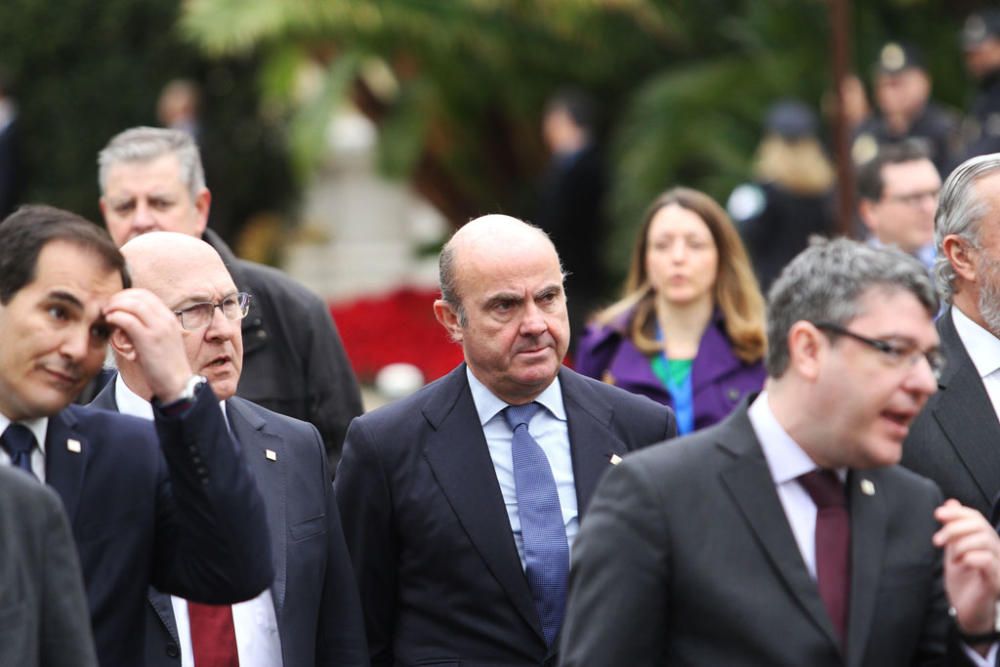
[336,214,674,666]
[561,239,1000,666]
[903,153,1000,517]
[89,231,367,667]
[0,465,97,667]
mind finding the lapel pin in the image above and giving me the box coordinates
[860,479,875,496]
[265,449,278,462]
[609,454,623,466]
[67,439,82,454]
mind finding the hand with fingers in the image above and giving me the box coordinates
[935,499,1000,652]
[104,288,195,403]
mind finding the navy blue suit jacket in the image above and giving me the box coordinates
[335,364,675,666]
[92,384,368,666]
[65,383,271,666]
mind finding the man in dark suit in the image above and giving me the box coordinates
[560,238,1000,666]
[89,230,367,667]
[96,126,363,467]
[336,214,674,667]
[903,153,1000,518]
[0,465,97,667]
[0,206,272,666]
[536,88,607,352]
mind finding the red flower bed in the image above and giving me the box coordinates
[330,287,464,385]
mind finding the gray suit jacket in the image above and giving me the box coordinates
[91,382,368,667]
[560,403,967,666]
[902,308,1000,517]
[0,465,97,667]
[336,364,675,667]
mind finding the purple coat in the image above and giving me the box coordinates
[574,311,766,432]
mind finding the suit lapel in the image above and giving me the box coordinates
[844,469,886,667]
[717,409,842,651]
[226,398,288,614]
[931,311,1000,509]
[45,408,89,526]
[148,588,181,645]
[421,366,544,643]
[559,369,629,515]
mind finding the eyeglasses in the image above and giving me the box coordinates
[811,321,944,379]
[173,292,251,331]
[885,189,940,207]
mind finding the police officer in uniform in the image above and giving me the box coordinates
[959,10,1000,162]
[851,42,959,175]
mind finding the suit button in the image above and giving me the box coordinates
[727,388,742,402]
[166,644,180,658]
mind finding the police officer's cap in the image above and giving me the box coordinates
[764,100,817,140]
[874,42,925,76]
[963,10,1000,50]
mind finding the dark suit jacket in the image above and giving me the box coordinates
[560,404,969,666]
[335,364,674,667]
[64,383,272,666]
[91,383,368,667]
[0,465,97,667]
[902,308,1000,517]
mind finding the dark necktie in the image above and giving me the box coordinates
[187,602,239,666]
[798,469,850,645]
[2,423,38,479]
[504,402,570,646]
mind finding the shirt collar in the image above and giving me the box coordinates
[465,366,567,426]
[0,412,47,455]
[115,374,155,421]
[115,373,230,425]
[748,392,846,484]
[951,306,1000,378]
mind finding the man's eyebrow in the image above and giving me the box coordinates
[534,284,562,298]
[46,290,84,310]
[484,292,523,306]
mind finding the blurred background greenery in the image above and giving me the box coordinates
[0,0,987,277]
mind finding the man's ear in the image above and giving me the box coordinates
[786,320,826,382]
[433,299,464,343]
[942,234,977,284]
[192,188,212,236]
[109,327,137,361]
[858,198,878,235]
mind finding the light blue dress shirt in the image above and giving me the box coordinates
[466,368,578,568]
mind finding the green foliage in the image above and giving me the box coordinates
[0,0,296,246]
[179,0,975,275]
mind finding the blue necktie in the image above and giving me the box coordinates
[504,402,569,646]
[2,423,37,479]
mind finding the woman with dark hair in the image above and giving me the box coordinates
[575,187,767,435]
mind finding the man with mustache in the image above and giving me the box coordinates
[561,238,1000,666]
[0,205,271,666]
[90,231,367,667]
[903,153,1000,517]
[335,214,674,666]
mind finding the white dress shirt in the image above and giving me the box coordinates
[952,306,1000,423]
[748,391,996,666]
[115,375,283,667]
[466,368,578,567]
[0,413,47,481]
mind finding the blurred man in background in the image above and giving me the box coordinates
[857,140,941,271]
[851,42,958,174]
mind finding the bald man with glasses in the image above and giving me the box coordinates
[90,231,367,667]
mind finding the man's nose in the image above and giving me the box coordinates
[520,302,547,336]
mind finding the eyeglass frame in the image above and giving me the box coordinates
[810,321,944,379]
[173,292,252,331]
